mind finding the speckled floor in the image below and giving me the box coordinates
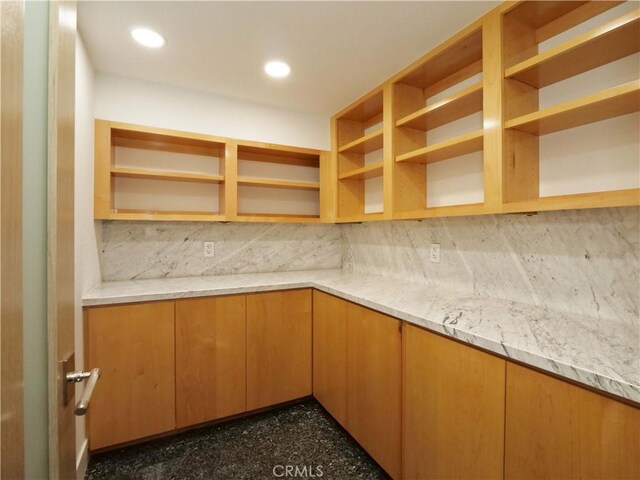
[85,400,389,480]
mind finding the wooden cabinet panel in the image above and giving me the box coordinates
[505,362,640,479]
[402,325,505,479]
[312,290,348,426]
[87,301,175,450]
[347,303,401,479]
[175,295,246,428]
[246,289,312,410]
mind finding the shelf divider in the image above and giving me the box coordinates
[395,129,484,165]
[505,81,640,135]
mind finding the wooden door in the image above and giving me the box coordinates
[312,290,347,426]
[47,1,77,477]
[176,295,246,428]
[86,301,176,450]
[0,1,25,477]
[346,303,401,479]
[403,325,505,479]
[246,289,312,410]
[505,362,640,479]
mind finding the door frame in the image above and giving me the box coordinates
[0,0,25,477]
[47,0,77,478]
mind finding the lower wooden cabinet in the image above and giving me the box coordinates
[403,325,506,479]
[505,362,640,479]
[347,303,402,480]
[175,295,246,428]
[86,289,640,479]
[87,301,176,450]
[312,290,348,427]
[246,289,313,410]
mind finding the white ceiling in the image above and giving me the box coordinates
[78,1,498,116]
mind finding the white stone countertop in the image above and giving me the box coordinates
[83,269,640,404]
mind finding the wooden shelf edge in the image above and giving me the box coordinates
[505,81,640,135]
[338,162,384,181]
[338,128,384,154]
[395,129,484,165]
[396,81,483,131]
[235,213,321,223]
[501,189,640,214]
[111,167,224,184]
[393,203,489,220]
[335,212,387,223]
[237,177,320,190]
[108,210,226,222]
[505,9,640,88]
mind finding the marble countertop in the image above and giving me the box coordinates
[83,269,640,404]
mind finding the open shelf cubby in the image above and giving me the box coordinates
[94,121,328,222]
[334,88,386,222]
[501,0,640,212]
[235,143,322,222]
[392,25,486,219]
[95,121,227,221]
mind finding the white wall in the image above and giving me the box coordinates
[74,34,102,477]
[94,74,330,150]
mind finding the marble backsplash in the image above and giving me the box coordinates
[342,207,640,326]
[99,221,342,281]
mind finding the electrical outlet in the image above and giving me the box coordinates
[430,243,441,263]
[204,242,215,258]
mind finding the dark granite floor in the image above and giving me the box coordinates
[85,399,389,480]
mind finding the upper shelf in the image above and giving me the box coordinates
[505,81,640,136]
[337,90,384,123]
[396,129,484,165]
[237,177,320,190]
[111,167,224,184]
[112,127,225,157]
[505,9,640,88]
[237,143,320,168]
[397,29,483,94]
[396,82,483,131]
[338,128,384,155]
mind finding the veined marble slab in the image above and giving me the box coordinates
[342,207,640,327]
[83,270,640,404]
[99,221,342,281]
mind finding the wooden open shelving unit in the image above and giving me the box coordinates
[96,1,639,225]
[389,24,486,219]
[94,121,330,222]
[501,1,640,212]
[333,88,388,222]
[235,142,323,222]
[328,0,640,221]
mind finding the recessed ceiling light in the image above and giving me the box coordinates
[131,27,165,48]
[264,61,291,78]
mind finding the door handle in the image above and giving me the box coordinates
[65,368,101,416]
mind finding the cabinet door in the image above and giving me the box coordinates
[87,301,175,450]
[347,303,401,479]
[505,362,640,479]
[246,289,312,410]
[312,290,348,427]
[175,295,246,428]
[403,325,505,479]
